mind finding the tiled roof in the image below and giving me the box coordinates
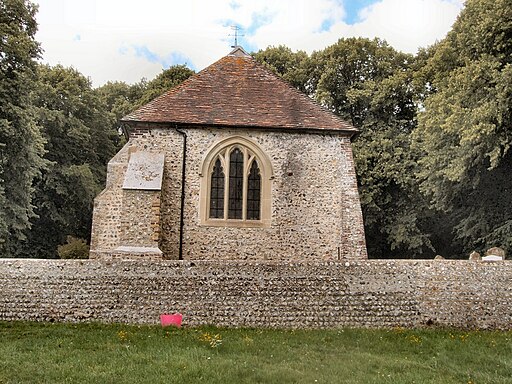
[122,47,357,134]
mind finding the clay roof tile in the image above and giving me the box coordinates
[122,47,356,134]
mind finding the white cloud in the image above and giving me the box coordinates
[352,0,464,52]
[35,0,232,85]
[34,0,464,87]
[245,0,463,54]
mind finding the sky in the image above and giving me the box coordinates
[34,0,465,87]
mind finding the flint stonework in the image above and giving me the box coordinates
[90,47,367,261]
[0,259,510,330]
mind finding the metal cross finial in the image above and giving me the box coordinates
[230,25,244,48]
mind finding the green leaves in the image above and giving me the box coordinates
[2,0,510,259]
[20,65,118,258]
[254,11,511,258]
[20,63,195,258]
[136,65,194,106]
[255,38,433,258]
[253,46,310,93]
[0,0,45,256]
[413,0,512,254]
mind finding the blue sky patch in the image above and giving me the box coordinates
[343,0,379,24]
[133,45,159,63]
[229,1,240,10]
[163,51,196,70]
[246,10,274,36]
[130,45,196,70]
[229,10,273,52]
[319,18,335,32]
[118,45,129,55]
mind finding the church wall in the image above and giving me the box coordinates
[119,190,161,247]
[1,259,510,329]
[90,125,367,260]
[90,145,130,254]
[181,127,366,261]
[90,128,183,258]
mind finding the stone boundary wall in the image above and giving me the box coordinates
[0,259,511,329]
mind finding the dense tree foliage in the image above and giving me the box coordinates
[96,66,194,139]
[19,65,119,258]
[0,0,509,258]
[312,38,435,258]
[95,81,146,124]
[253,45,310,93]
[255,0,511,258]
[0,0,45,256]
[21,64,194,257]
[137,65,194,106]
[256,39,435,258]
[413,0,512,255]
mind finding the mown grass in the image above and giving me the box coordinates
[0,321,511,384]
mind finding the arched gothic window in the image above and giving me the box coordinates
[209,158,224,219]
[200,137,272,227]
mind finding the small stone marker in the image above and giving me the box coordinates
[482,255,503,261]
[485,247,506,259]
[469,251,481,261]
[434,255,444,260]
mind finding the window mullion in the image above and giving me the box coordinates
[223,150,229,219]
[242,149,248,221]
[247,154,255,170]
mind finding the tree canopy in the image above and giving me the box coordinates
[0,0,45,256]
[19,64,196,258]
[255,39,434,258]
[413,0,512,254]
[0,0,510,259]
[19,65,119,258]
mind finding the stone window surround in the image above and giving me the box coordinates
[199,136,273,228]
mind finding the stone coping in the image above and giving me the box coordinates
[1,258,509,266]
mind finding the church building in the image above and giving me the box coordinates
[90,47,367,261]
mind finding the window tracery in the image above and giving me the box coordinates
[200,136,272,227]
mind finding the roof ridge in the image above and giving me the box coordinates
[123,53,235,120]
[228,46,250,57]
[249,57,354,130]
[122,50,357,134]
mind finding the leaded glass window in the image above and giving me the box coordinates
[204,138,271,226]
[209,158,224,219]
[228,148,244,219]
[247,160,261,220]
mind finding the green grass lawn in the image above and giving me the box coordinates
[0,321,510,384]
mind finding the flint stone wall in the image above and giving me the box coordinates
[90,126,367,261]
[1,259,511,329]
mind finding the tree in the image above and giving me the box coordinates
[253,45,311,93]
[96,65,194,138]
[96,66,194,143]
[254,39,435,258]
[308,38,434,258]
[137,65,194,106]
[21,64,118,258]
[95,80,146,123]
[309,38,410,125]
[95,80,146,146]
[413,0,512,255]
[0,0,45,256]
[21,64,195,258]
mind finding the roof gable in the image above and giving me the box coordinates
[122,47,356,134]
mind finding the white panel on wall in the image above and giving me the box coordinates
[123,152,165,190]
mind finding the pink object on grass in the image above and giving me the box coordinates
[160,313,182,327]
